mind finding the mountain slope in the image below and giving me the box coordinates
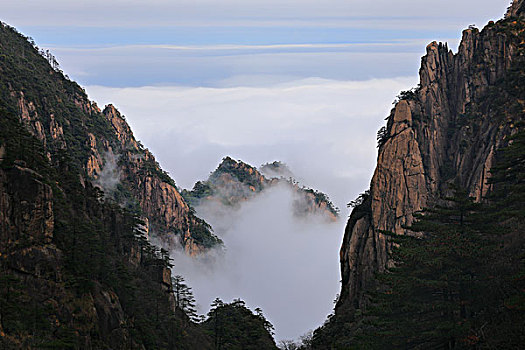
[0,23,220,256]
[309,2,525,347]
[0,21,224,348]
[0,102,215,348]
[336,0,525,315]
[0,20,282,349]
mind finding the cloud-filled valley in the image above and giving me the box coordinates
[166,183,345,341]
[87,76,417,341]
[1,0,521,348]
[86,77,417,211]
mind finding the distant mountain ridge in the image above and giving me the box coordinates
[182,157,339,221]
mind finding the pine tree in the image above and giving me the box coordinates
[204,298,277,350]
[172,275,199,322]
[361,187,492,349]
[208,297,224,350]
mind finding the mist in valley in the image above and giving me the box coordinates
[169,182,344,342]
[87,78,416,343]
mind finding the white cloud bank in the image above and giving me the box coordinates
[86,76,417,210]
[86,76,418,340]
[168,184,345,341]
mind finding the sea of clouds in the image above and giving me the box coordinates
[86,76,417,341]
[86,77,417,211]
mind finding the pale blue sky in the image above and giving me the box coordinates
[2,0,511,86]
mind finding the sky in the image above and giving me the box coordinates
[0,0,512,343]
[1,0,510,87]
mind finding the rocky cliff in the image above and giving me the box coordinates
[0,20,282,348]
[337,0,524,313]
[0,106,213,348]
[0,22,220,256]
[0,20,222,348]
[183,157,339,221]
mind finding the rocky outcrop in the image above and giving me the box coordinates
[0,21,219,255]
[337,2,525,313]
[183,157,339,221]
[96,106,220,255]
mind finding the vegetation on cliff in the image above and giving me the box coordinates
[312,3,525,348]
[0,21,221,254]
[203,298,278,350]
[312,130,524,349]
[0,102,207,348]
[0,21,275,349]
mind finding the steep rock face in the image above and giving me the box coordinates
[338,2,525,312]
[0,23,219,255]
[0,164,118,348]
[0,165,54,248]
[0,109,206,348]
[99,105,218,255]
[0,164,61,287]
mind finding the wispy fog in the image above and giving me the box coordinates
[94,151,120,194]
[170,182,344,341]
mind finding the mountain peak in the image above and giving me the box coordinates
[183,157,339,220]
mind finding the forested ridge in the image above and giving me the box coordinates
[0,21,276,349]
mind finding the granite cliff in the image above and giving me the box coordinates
[0,23,220,256]
[0,108,204,348]
[337,0,524,317]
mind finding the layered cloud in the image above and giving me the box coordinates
[1,0,509,28]
[1,1,509,86]
[86,76,417,211]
